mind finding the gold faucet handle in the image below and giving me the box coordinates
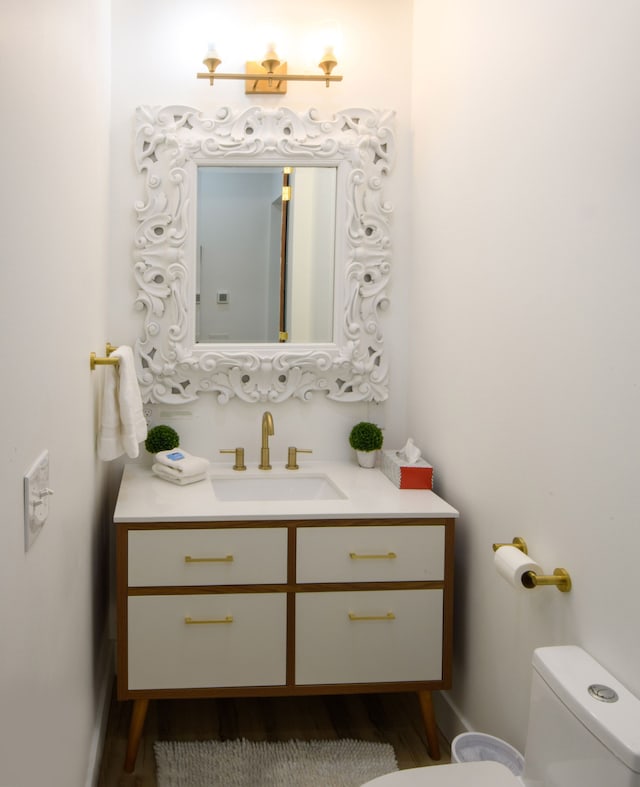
[286,447,312,470]
[220,448,246,471]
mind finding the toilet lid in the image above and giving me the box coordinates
[362,760,521,786]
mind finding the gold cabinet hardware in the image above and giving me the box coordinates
[219,448,246,471]
[348,612,396,622]
[286,447,313,470]
[522,568,572,593]
[184,615,233,625]
[349,551,397,560]
[184,555,234,563]
[492,537,528,554]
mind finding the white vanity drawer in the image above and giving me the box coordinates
[128,528,287,587]
[296,525,445,583]
[295,589,443,685]
[128,593,287,690]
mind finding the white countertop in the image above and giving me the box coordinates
[113,462,459,523]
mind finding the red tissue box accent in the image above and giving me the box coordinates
[381,449,433,490]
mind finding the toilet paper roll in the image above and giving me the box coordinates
[494,545,543,589]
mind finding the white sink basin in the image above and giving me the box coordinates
[211,474,347,502]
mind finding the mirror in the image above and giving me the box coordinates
[133,105,395,404]
[196,165,336,344]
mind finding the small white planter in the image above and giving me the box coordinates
[356,450,379,468]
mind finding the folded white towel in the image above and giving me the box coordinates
[155,449,210,477]
[97,346,148,461]
[152,463,208,486]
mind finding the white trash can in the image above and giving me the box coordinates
[451,732,524,776]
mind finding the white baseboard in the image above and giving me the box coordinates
[433,689,473,746]
[85,638,115,787]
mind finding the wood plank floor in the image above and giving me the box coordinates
[98,690,451,786]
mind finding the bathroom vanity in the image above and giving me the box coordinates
[114,462,458,772]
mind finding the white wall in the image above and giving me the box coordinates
[411,0,640,752]
[108,0,414,464]
[0,1,112,785]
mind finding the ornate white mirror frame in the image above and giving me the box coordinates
[133,105,395,404]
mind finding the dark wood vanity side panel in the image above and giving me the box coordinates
[286,527,297,686]
[441,518,455,688]
[115,524,129,700]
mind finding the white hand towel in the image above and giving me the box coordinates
[152,463,208,486]
[155,449,210,477]
[97,346,148,461]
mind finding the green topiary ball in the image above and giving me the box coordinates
[348,421,384,452]
[145,425,180,454]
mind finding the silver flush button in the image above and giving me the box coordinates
[588,684,619,703]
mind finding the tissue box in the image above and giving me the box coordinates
[381,449,433,490]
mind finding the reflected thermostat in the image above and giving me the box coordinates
[217,290,229,304]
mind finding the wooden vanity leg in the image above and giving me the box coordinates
[417,690,441,761]
[124,698,149,773]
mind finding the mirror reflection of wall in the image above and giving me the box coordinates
[287,167,336,343]
[196,166,336,344]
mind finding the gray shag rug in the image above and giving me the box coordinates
[154,738,399,787]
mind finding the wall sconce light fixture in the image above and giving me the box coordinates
[197,42,342,94]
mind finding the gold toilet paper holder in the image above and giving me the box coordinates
[493,537,529,554]
[492,537,572,593]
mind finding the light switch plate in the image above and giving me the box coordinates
[24,450,51,551]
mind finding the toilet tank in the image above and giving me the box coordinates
[523,646,640,787]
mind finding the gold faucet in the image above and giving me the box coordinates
[259,411,274,470]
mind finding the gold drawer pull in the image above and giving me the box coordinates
[185,555,234,563]
[184,615,233,625]
[349,551,397,560]
[348,612,396,622]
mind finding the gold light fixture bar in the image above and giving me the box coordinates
[197,46,342,94]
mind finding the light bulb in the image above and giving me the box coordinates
[204,41,219,60]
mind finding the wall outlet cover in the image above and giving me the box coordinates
[24,450,52,551]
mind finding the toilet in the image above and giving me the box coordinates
[363,645,640,786]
